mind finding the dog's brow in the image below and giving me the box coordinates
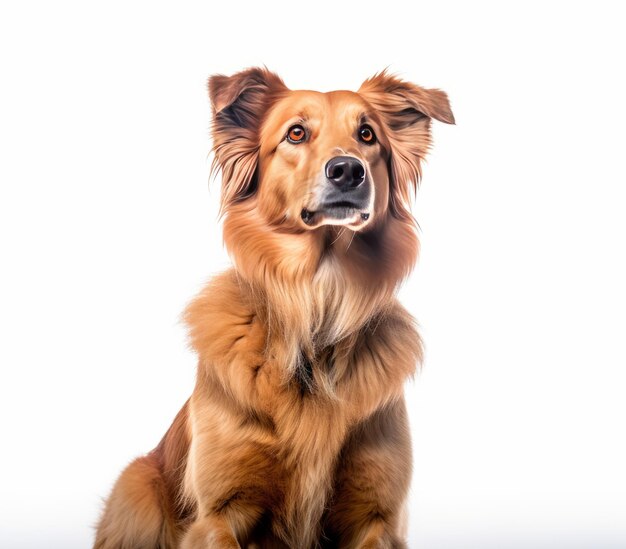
[280,114,308,132]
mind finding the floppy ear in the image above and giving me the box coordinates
[208,66,288,213]
[358,69,454,221]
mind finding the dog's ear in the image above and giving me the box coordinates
[208,66,288,213]
[358,69,454,221]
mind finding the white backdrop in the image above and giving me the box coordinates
[1,1,625,548]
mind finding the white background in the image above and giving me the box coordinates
[1,1,625,548]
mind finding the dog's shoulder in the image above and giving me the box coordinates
[183,269,257,362]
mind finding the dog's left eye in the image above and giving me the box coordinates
[358,124,377,145]
[286,124,306,144]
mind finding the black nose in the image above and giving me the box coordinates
[325,156,365,190]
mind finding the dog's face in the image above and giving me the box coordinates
[208,67,453,283]
[257,90,388,231]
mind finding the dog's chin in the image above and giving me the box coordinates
[300,206,371,230]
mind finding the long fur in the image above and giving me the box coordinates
[94,66,454,549]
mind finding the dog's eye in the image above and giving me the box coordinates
[286,124,306,144]
[358,124,376,145]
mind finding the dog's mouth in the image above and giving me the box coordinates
[301,202,370,228]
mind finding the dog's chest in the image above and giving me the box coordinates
[264,396,349,547]
[186,282,416,545]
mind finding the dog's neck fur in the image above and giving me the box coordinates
[223,200,419,393]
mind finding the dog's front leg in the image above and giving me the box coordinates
[180,515,241,549]
[180,467,270,549]
[323,398,412,549]
[180,384,276,549]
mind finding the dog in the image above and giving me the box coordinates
[94,66,454,549]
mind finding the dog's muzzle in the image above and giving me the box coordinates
[300,156,372,227]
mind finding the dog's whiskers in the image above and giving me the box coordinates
[345,229,356,252]
[330,228,346,247]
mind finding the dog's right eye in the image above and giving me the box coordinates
[286,124,306,144]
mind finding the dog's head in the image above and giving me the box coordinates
[208,66,453,284]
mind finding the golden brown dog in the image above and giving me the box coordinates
[94,66,454,549]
